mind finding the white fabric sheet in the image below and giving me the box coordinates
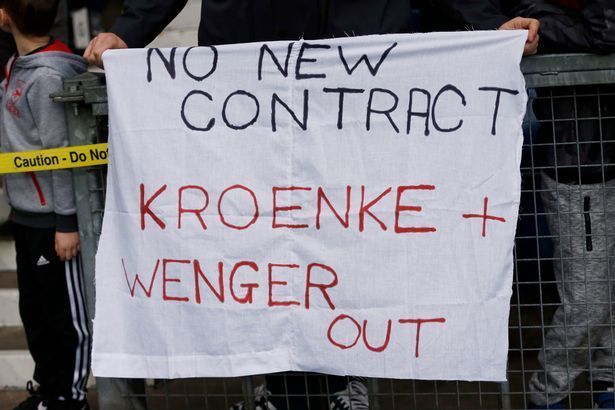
[94,31,527,381]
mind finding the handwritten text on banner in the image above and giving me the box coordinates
[94,31,527,381]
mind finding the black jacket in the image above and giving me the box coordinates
[429,0,615,53]
[110,0,413,48]
[428,0,514,31]
[514,0,615,54]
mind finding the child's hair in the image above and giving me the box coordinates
[1,0,59,36]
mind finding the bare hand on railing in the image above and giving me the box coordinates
[499,17,540,56]
[55,231,81,261]
[84,33,128,68]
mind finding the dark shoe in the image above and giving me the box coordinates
[13,381,43,410]
[594,391,615,409]
[592,381,615,409]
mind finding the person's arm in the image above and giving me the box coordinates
[110,0,188,48]
[84,0,188,67]
[27,75,79,260]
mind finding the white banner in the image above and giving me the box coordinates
[94,31,527,381]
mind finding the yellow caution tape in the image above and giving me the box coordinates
[0,143,108,174]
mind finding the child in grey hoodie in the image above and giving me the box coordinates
[0,0,89,409]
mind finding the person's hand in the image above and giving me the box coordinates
[55,231,80,261]
[84,32,128,68]
[499,17,540,55]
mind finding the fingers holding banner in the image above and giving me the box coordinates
[84,33,128,68]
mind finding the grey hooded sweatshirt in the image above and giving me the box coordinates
[0,40,87,231]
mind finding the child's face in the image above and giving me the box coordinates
[0,9,12,34]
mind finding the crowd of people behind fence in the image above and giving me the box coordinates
[2,0,615,409]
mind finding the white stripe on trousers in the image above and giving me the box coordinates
[75,256,91,393]
[64,256,90,401]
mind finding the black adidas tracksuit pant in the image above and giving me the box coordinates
[13,223,90,401]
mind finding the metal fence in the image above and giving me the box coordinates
[53,52,615,410]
